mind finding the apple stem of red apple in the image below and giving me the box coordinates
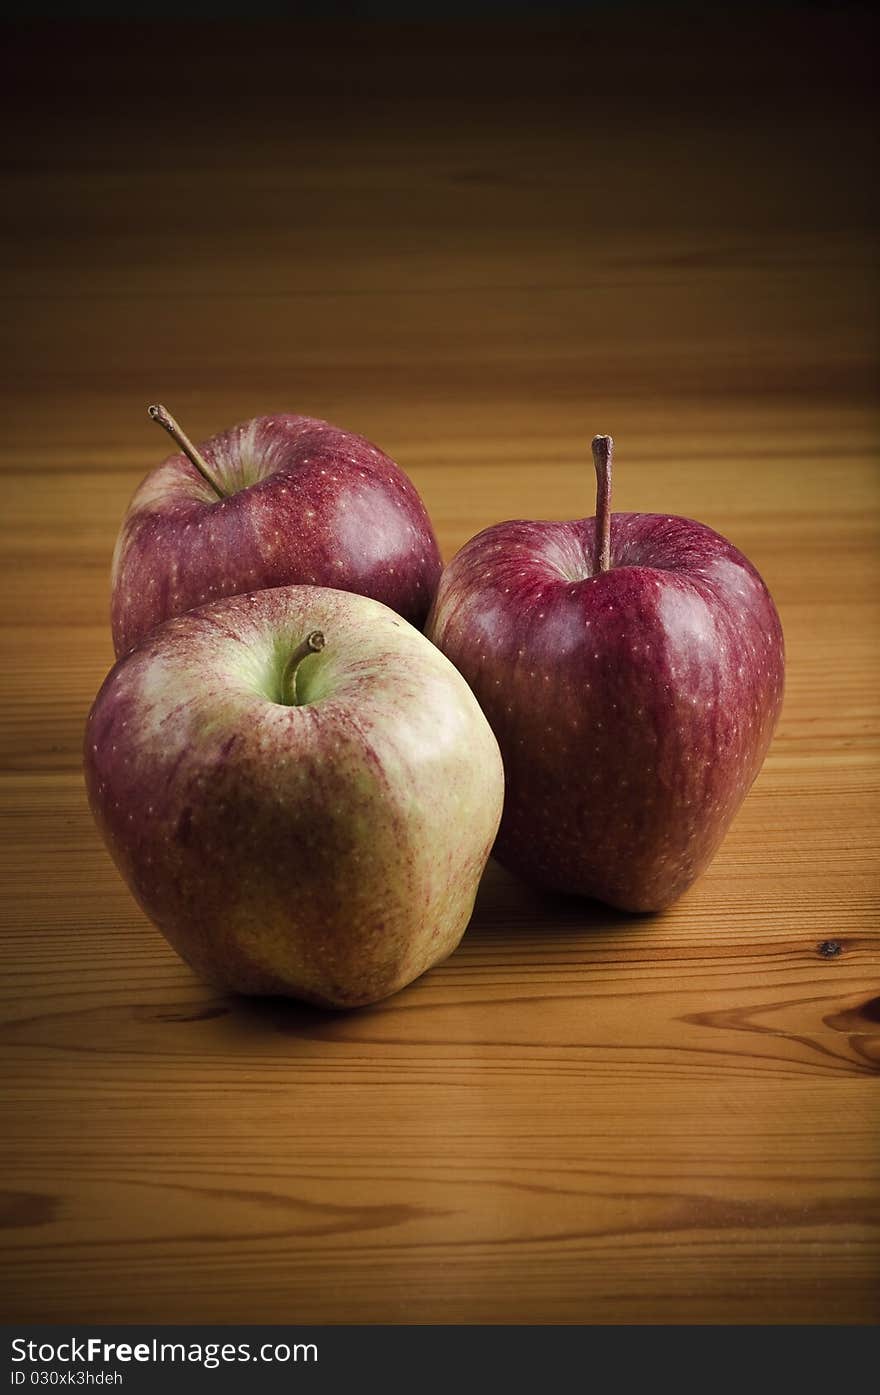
[148,404,226,499]
[281,630,326,706]
[591,434,614,573]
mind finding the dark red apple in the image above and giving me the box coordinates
[426,436,785,912]
[110,406,442,655]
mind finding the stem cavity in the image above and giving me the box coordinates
[281,631,325,706]
[148,403,226,499]
[591,434,613,574]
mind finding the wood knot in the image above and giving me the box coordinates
[817,939,843,958]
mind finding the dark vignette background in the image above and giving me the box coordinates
[2,6,877,415]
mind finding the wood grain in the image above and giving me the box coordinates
[1,15,878,1325]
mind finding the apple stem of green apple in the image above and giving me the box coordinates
[280,630,326,706]
[591,434,614,573]
[148,404,227,499]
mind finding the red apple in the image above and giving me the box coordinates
[110,406,442,655]
[426,436,785,912]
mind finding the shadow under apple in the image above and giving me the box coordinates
[465,857,657,941]
[206,859,663,1048]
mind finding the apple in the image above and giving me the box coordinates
[85,586,504,1007]
[426,435,784,912]
[110,406,443,655]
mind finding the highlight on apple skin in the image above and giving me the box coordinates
[426,436,785,913]
[110,408,443,656]
[85,586,505,1008]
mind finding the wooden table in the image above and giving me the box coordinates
[2,15,878,1326]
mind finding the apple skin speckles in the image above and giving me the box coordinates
[426,510,784,912]
[111,415,442,656]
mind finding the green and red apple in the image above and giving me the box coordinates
[86,586,504,1007]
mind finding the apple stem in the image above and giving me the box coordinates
[281,630,326,706]
[148,404,226,499]
[591,434,614,573]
